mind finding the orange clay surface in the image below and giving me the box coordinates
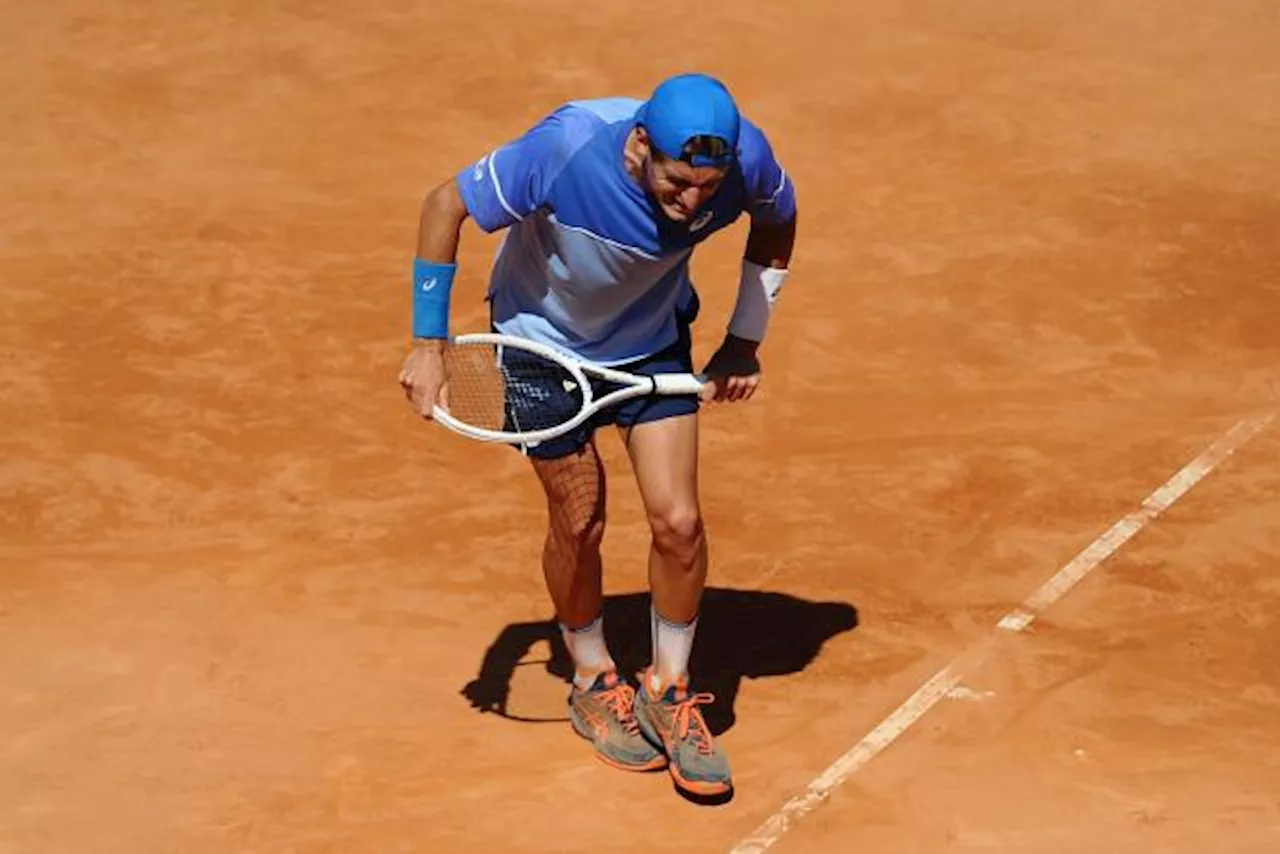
[3,2,1279,852]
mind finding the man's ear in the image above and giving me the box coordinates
[624,125,650,177]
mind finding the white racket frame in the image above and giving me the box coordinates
[431,332,709,446]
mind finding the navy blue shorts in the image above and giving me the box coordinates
[499,295,701,460]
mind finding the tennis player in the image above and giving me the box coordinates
[399,73,797,798]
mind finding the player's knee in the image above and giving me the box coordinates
[575,515,607,552]
[648,504,704,564]
[550,507,606,554]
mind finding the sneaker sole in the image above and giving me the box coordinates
[669,763,732,796]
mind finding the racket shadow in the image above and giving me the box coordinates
[460,587,859,736]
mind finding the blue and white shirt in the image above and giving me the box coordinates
[455,97,796,365]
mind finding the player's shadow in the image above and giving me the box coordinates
[460,586,858,736]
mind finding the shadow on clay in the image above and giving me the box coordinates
[460,586,859,737]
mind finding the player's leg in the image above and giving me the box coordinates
[531,441,609,635]
[612,306,733,796]
[620,412,731,796]
[620,411,707,678]
[490,312,660,770]
[526,433,666,773]
[498,339,615,669]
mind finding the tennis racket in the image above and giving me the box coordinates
[431,333,710,447]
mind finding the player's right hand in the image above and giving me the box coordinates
[398,343,449,418]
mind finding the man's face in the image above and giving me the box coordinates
[639,131,728,223]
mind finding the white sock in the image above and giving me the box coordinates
[560,616,615,690]
[649,605,698,694]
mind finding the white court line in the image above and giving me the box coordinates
[730,412,1275,854]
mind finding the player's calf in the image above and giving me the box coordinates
[533,443,609,628]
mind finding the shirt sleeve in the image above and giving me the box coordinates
[454,111,572,233]
[737,119,797,225]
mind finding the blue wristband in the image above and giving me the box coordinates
[412,258,456,339]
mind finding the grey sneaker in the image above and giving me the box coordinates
[569,670,668,772]
[634,668,732,797]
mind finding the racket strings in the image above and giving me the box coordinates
[441,342,586,434]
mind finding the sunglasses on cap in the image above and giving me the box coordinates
[652,133,736,167]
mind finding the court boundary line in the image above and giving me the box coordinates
[729,411,1276,854]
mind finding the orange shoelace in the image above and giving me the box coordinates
[597,682,642,735]
[671,692,717,755]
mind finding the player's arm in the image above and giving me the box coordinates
[702,215,795,403]
[413,116,569,349]
[413,178,471,352]
[726,120,798,350]
[703,124,798,402]
[701,214,796,403]
[397,178,471,418]
[400,113,569,418]
[730,212,797,348]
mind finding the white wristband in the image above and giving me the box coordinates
[727,259,789,342]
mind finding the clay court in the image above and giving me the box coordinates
[3,1,1279,851]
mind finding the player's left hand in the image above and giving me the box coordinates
[701,334,762,403]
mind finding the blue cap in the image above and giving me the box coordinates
[637,73,741,168]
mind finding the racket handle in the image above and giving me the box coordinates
[653,373,711,395]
